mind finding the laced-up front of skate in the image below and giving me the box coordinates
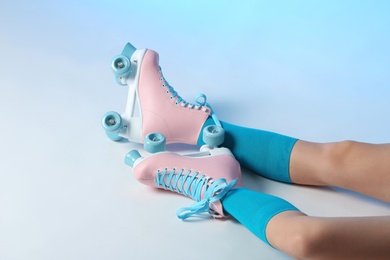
[155,167,237,219]
[158,66,222,128]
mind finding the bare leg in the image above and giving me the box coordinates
[290,140,390,202]
[223,188,390,259]
[266,211,390,260]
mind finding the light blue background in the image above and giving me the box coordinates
[1,1,389,260]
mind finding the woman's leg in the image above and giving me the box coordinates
[266,211,390,260]
[222,188,390,260]
[200,120,390,202]
[290,140,390,202]
[221,188,300,245]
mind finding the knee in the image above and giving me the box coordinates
[323,140,357,173]
[267,213,329,259]
[287,225,326,260]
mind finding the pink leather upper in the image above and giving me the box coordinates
[134,152,242,192]
[133,151,242,217]
[138,50,211,144]
[134,152,242,184]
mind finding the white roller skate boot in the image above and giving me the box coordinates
[125,147,242,219]
[102,42,224,148]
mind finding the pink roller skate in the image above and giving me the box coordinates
[102,42,224,150]
[125,146,242,219]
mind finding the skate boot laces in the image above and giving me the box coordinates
[155,167,237,219]
[159,67,222,127]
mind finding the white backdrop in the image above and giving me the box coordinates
[1,1,390,259]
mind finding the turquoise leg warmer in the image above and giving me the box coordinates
[221,188,299,246]
[198,119,298,183]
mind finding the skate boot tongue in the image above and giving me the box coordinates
[155,168,237,219]
[176,178,238,219]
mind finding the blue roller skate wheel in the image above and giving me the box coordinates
[111,54,131,78]
[202,125,225,148]
[144,132,166,153]
[101,111,123,141]
[124,150,142,167]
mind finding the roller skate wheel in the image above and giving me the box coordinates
[111,54,131,78]
[124,150,142,167]
[202,125,225,148]
[144,132,166,153]
[101,111,123,141]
